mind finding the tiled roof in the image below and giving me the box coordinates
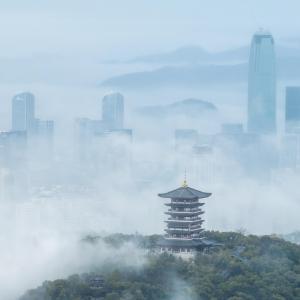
[158,186,211,199]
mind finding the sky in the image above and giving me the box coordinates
[0,0,299,59]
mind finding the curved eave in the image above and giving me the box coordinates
[158,186,211,200]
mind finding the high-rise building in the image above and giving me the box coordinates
[248,30,276,134]
[102,92,124,130]
[285,87,300,134]
[12,92,35,132]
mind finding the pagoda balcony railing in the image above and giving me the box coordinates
[166,216,203,221]
[165,227,203,233]
[171,198,199,203]
[166,220,203,226]
[167,223,203,228]
[165,223,204,228]
[166,226,203,231]
[165,209,204,214]
[170,207,203,212]
[165,202,204,206]
[165,236,194,240]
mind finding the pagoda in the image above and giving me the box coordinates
[157,180,214,256]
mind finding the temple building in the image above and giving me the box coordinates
[157,180,215,257]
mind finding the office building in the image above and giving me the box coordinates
[102,92,124,130]
[285,87,300,134]
[12,92,35,132]
[248,30,276,134]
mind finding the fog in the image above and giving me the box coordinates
[1,1,300,299]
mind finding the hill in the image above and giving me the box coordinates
[126,45,248,64]
[20,231,300,300]
[101,64,247,88]
[137,98,217,119]
[123,45,300,65]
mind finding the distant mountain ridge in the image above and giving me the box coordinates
[137,98,217,118]
[101,63,247,88]
[101,56,300,89]
[128,45,249,64]
[106,44,300,65]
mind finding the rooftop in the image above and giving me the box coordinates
[254,28,272,36]
[158,183,211,200]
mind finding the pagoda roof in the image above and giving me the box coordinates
[159,185,211,199]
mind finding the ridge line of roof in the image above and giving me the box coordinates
[158,186,211,199]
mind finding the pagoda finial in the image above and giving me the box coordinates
[182,169,188,187]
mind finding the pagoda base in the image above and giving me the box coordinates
[156,237,217,258]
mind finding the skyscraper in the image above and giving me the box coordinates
[248,30,276,134]
[285,87,300,134]
[102,92,124,130]
[12,92,35,132]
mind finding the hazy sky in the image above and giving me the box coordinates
[0,0,299,59]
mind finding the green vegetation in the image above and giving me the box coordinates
[20,231,300,300]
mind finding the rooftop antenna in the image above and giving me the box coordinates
[182,169,188,187]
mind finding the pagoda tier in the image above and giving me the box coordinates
[165,219,204,225]
[157,182,213,256]
[165,210,204,216]
[165,227,204,234]
[165,202,204,207]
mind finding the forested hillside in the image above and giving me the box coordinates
[20,232,300,300]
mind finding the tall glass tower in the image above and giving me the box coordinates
[12,92,36,132]
[285,87,300,133]
[102,92,124,130]
[248,30,276,134]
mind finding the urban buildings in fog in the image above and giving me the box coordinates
[2,29,300,197]
[74,92,132,171]
[11,92,55,139]
[0,131,27,169]
[102,92,124,130]
[75,118,106,139]
[75,92,126,141]
[35,120,54,137]
[248,29,276,135]
[12,92,35,132]
[285,87,300,134]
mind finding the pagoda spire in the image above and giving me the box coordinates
[182,169,188,187]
